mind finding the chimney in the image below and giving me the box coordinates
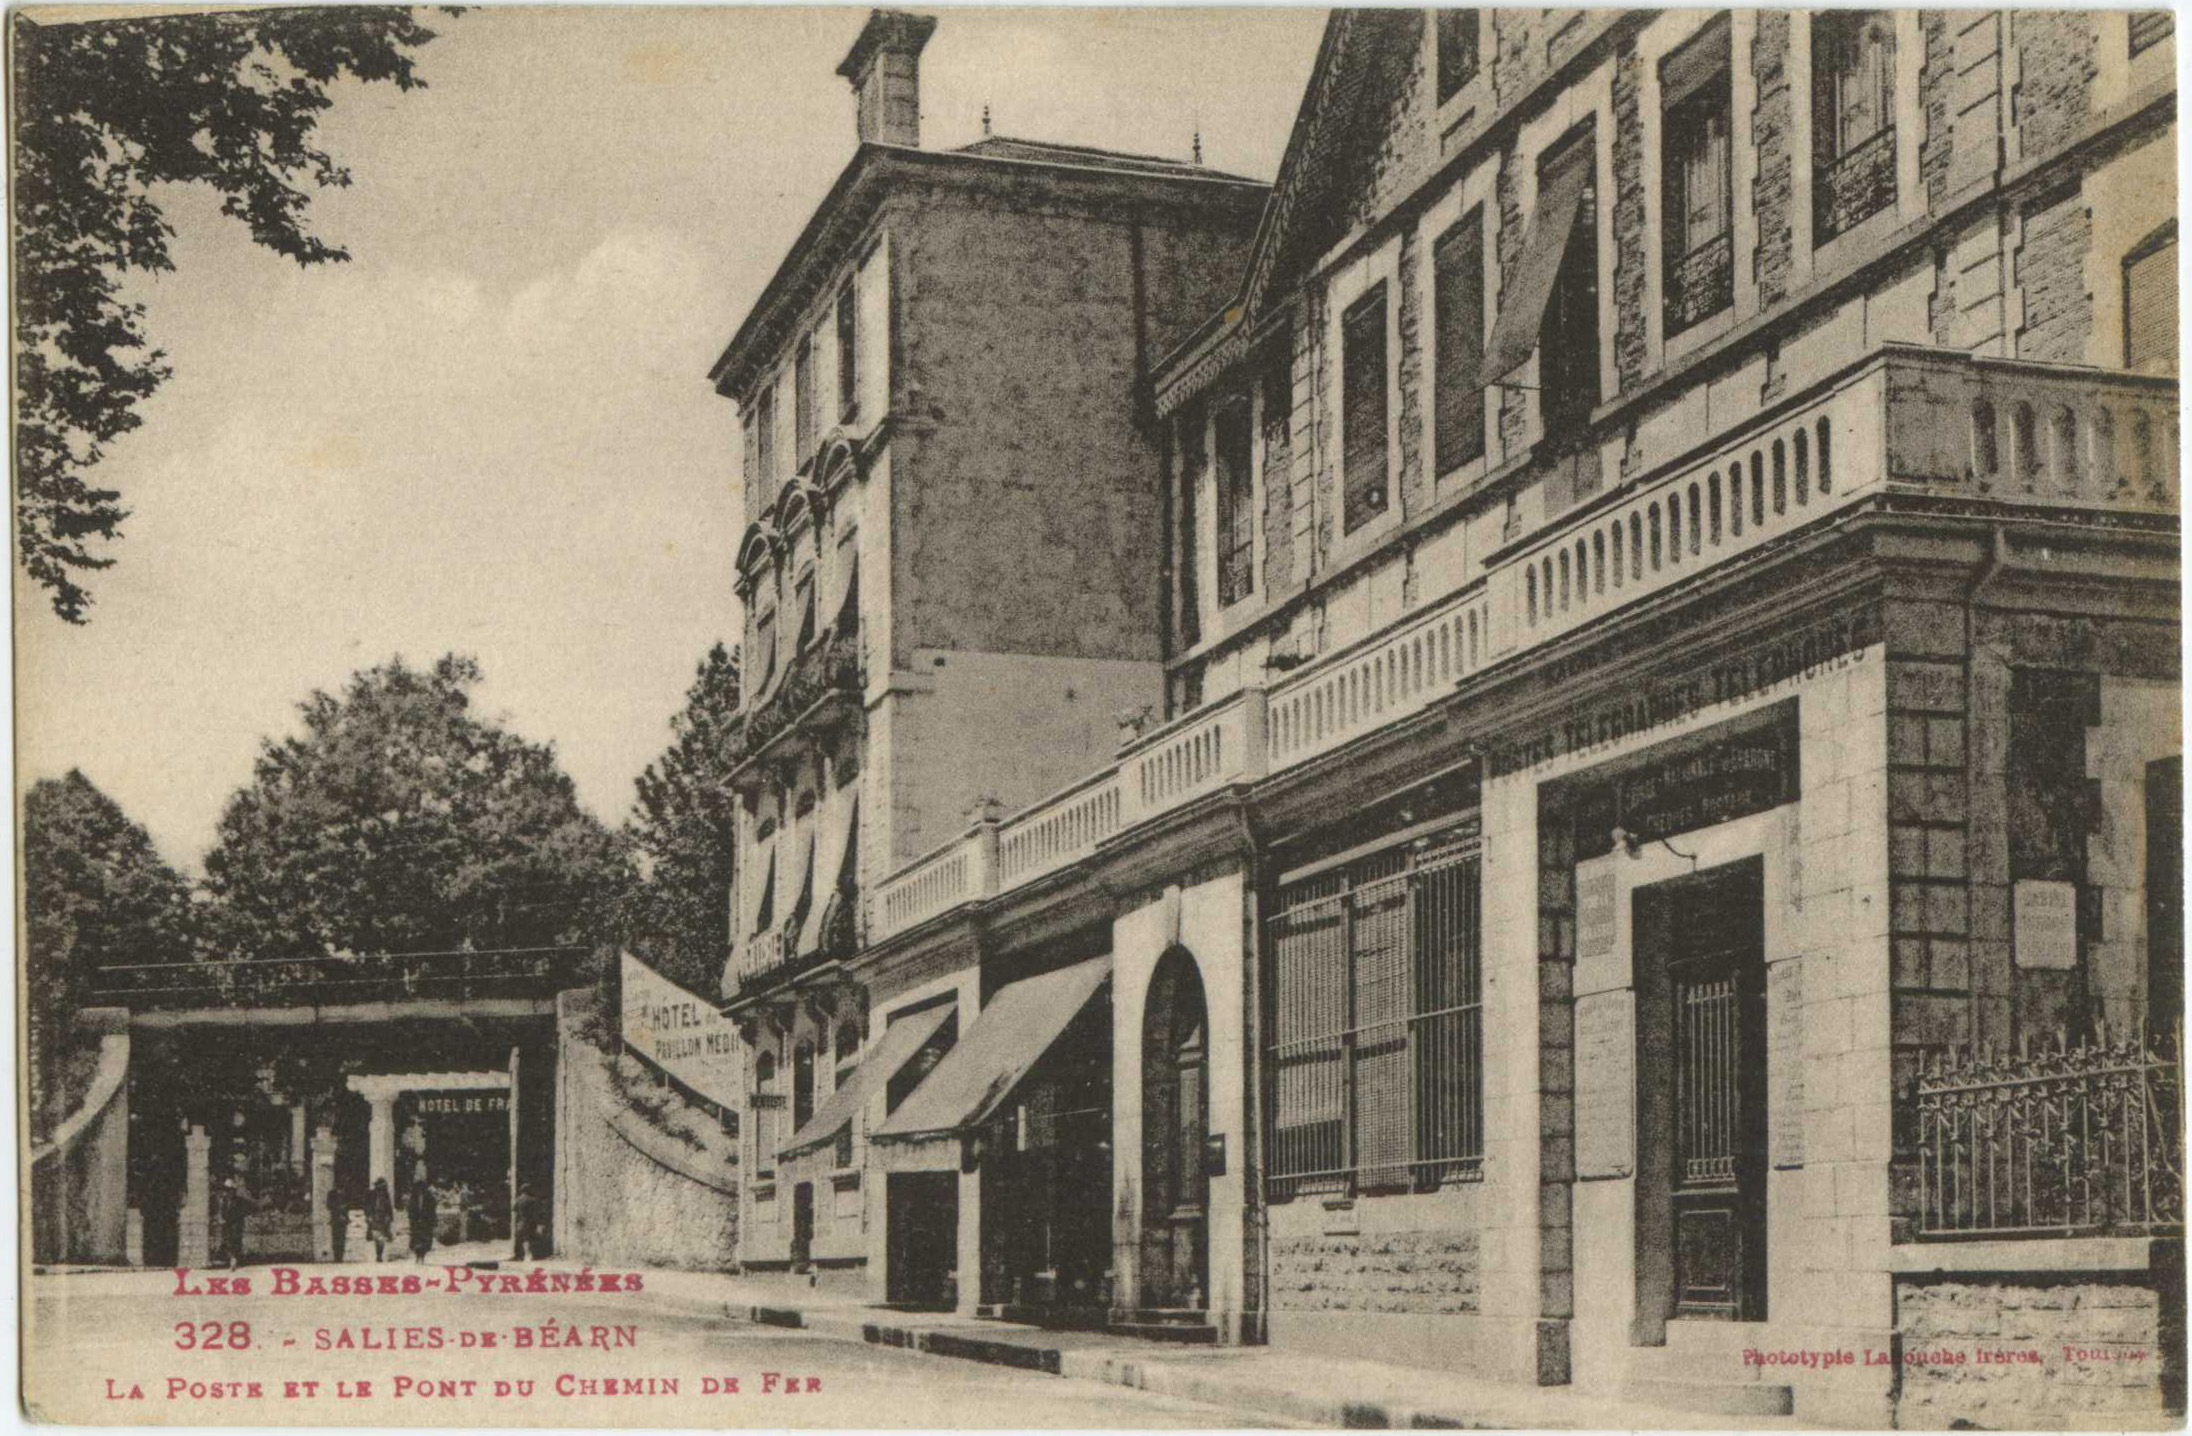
[837,10,937,149]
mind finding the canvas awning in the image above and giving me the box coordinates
[778,1003,953,1159]
[798,793,858,958]
[871,957,1111,1144]
[1481,147,1592,383]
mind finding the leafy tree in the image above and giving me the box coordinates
[201,654,627,964]
[623,643,742,996]
[12,6,449,623]
[23,770,194,1133]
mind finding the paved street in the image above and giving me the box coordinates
[25,1264,1273,1428]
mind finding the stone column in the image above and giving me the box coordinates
[955,1159,982,1314]
[178,1126,212,1266]
[367,1098,395,1193]
[311,1126,337,1262]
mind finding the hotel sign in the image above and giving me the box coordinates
[620,951,742,1109]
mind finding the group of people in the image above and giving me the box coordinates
[207,1174,544,1270]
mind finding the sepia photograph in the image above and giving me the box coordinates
[14,3,2186,1429]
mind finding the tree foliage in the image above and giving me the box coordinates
[12,6,448,622]
[622,643,742,997]
[23,770,194,1130]
[201,654,626,962]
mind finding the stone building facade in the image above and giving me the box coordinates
[751,7,2182,1426]
[710,9,1265,1298]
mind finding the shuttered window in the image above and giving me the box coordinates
[1437,11,1478,103]
[835,285,858,421]
[1176,403,1205,648]
[754,383,776,493]
[2125,227,2178,374]
[1268,833,1483,1200]
[794,338,816,465]
[1341,284,1390,534]
[1434,209,1486,476]
[1662,18,1733,332]
[2130,10,2173,55]
[1215,399,1255,608]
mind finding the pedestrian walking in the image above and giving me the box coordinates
[405,1175,437,1263]
[325,1184,348,1263]
[366,1178,394,1263]
[217,1173,255,1271]
[510,1183,543,1260]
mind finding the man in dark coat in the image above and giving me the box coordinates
[510,1183,544,1261]
[325,1183,348,1262]
[218,1173,255,1270]
[405,1175,437,1262]
[366,1179,394,1262]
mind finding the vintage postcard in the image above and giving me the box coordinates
[15,3,2186,1428]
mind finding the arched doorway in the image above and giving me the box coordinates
[1139,947,1208,1312]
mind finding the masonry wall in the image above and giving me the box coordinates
[554,1000,739,1272]
[1895,1273,2172,1426]
[1164,9,2174,731]
[892,193,1253,667]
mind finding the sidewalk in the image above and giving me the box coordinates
[550,1263,1820,1429]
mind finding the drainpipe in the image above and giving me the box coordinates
[1233,804,1266,1346]
[1962,522,2009,1055]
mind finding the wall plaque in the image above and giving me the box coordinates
[1768,958,1805,1169]
[1579,867,1617,962]
[2014,879,2079,969]
[1575,991,1635,1179]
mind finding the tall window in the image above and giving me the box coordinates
[793,573,816,652]
[2125,223,2178,374]
[1177,402,1205,648]
[792,1043,816,1131]
[754,382,777,493]
[753,606,777,696]
[754,1051,779,1175]
[835,284,859,421]
[1540,128,1600,433]
[1436,10,1478,104]
[1268,830,1483,1198]
[1341,283,1390,534]
[1662,18,1733,333]
[1434,207,1487,475]
[1813,12,1896,241]
[1215,399,1255,608]
[794,338,816,466]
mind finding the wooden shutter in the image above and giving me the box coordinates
[1436,11,1477,103]
[2130,10,2173,55]
[2126,234,2177,373]
[1434,211,1486,475]
[1342,284,1389,534]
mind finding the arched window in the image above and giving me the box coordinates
[792,1043,816,1131]
[1793,428,1810,504]
[1971,400,1997,478]
[1526,567,1538,626]
[1688,481,1703,554]
[1666,492,1682,566]
[2014,403,2040,486]
[1708,471,1724,542]
[1772,439,1787,514]
[1816,417,1833,491]
[1649,503,1663,571]
[2052,406,2082,488]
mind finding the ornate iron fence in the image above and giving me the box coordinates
[1914,1024,2184,1239]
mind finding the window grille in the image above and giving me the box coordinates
[1812,13,1897,241]
[1661,19,1733,334]
[1268,834,1483,1199]
[1341,284,1390,534]
[1215,400,1255,608]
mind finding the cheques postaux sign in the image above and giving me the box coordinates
[619,951,741,1109]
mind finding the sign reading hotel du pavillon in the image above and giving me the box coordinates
[620,951,741,1109]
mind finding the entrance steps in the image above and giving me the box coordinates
[1107,1307,1219,1344]
[1622,1321,1795,1418]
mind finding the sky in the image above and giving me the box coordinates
[12,4,1327,872]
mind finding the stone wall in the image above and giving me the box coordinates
[1268,1227,1481,1316]
[1896,1273,2170,1425]
[554,996,739,1272]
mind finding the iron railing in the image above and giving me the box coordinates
[88,946,590,1010]
[1267,838,1483,1200]
[1914,1025,2184,1239]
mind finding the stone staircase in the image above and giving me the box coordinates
[1622,1320,1796,1417]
